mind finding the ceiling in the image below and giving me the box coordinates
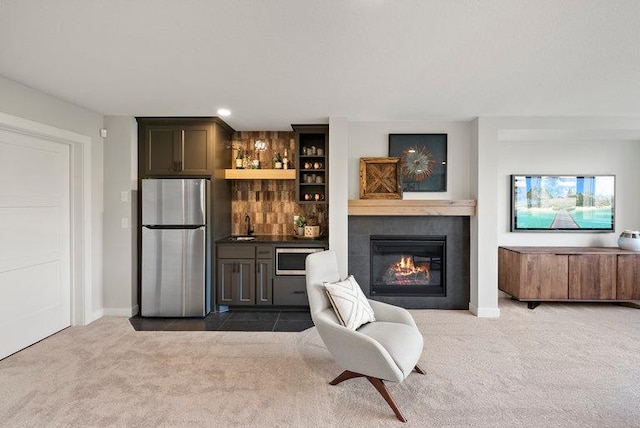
[1,0,639,131]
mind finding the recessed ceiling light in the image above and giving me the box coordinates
[217,108,231,117]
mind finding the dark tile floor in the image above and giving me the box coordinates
[129,310,314,332]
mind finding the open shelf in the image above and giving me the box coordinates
[224,169,296,180]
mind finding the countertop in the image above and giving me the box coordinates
[216,234,328,244]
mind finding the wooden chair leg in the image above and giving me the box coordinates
[367,377,407,422]
[329,370,365,385]
[413,365,426,375]
[329,370,408,422]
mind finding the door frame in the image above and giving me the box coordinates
[0,112,93,326]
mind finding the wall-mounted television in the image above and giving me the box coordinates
[511,175,615,232]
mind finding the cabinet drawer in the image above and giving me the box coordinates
[256,245,273,259]
[217,245,255,259]
[273,277,308,306]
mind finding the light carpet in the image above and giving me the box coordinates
[1,296,639,427]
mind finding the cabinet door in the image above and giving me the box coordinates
[217,260,236,305]
[568,254,616,300]
[180,126,211,175]
[217,259,255,305]
[145,127,180,175]
[234,260,255,305]
[255,259,273,305]
[521,254,568,300]
[143,124,211,176]
[617,254,640,300]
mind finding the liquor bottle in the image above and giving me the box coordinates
[235,150,243,169]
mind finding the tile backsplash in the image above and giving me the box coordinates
[229,131,328,236]
[230,131,296,170]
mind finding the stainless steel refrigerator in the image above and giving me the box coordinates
[141,178,210,317]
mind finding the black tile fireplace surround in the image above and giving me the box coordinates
[348,216,470,309]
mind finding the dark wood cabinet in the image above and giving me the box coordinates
[217,258,255,305]
[293,124,328,204]
[498,246,640,308]
[256,245,273,305]
[143,124,211,176]
[216,244,273,306]
[138,117,234,177]
[273,277,309,306]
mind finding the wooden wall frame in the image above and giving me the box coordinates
[359,157,402,199]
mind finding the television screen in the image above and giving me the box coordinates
[511,175,615,232]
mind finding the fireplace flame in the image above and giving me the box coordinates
[384,255,430,285]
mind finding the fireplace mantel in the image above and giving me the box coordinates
[348,199,476,216]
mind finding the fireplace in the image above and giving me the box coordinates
[348,216,469,309]
[370,236,445,297]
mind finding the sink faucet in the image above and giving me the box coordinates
[245,214,254,236]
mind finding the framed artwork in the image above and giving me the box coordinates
[359,157,402,199]
[388,134,447,192]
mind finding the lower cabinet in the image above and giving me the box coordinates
[217,258,255,305]
[255,258,273,305]
[498,246,640,307]
[273,276,308,306]
[216,242,316,307]
[217,244,273,306]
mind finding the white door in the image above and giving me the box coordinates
[0,128,71,360]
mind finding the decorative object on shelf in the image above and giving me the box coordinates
[235,150,244,169]
[304,225,321,238]
[283,149,289,169]
[359,157,402,200]
[293,124,328,204]
[389,134,447,192]
[618,230,640,251]
[295,215,307,236]
[273,152,283,169]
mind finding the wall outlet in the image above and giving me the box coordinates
[121,218,129,229]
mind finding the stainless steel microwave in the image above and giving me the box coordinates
[275,247,325,275]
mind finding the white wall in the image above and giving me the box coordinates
[0,75,105,322]
[347,121,473,200]
[328,117,349,276]
[476,116,640,316]
[103,116,138,315]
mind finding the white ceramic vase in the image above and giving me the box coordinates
[618,230,640,251]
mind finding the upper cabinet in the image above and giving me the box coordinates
[293,124,328,204]
[137,117,234,177]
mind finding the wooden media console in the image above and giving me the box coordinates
[498,246,640,309]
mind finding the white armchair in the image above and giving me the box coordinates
[305,250,425,422]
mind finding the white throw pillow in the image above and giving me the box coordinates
[324,275,376,330]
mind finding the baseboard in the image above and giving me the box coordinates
[469,302,500,318]
[85,309,104,325]
[103,306,138,317]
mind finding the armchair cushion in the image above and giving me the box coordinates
[324,275,376,330]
